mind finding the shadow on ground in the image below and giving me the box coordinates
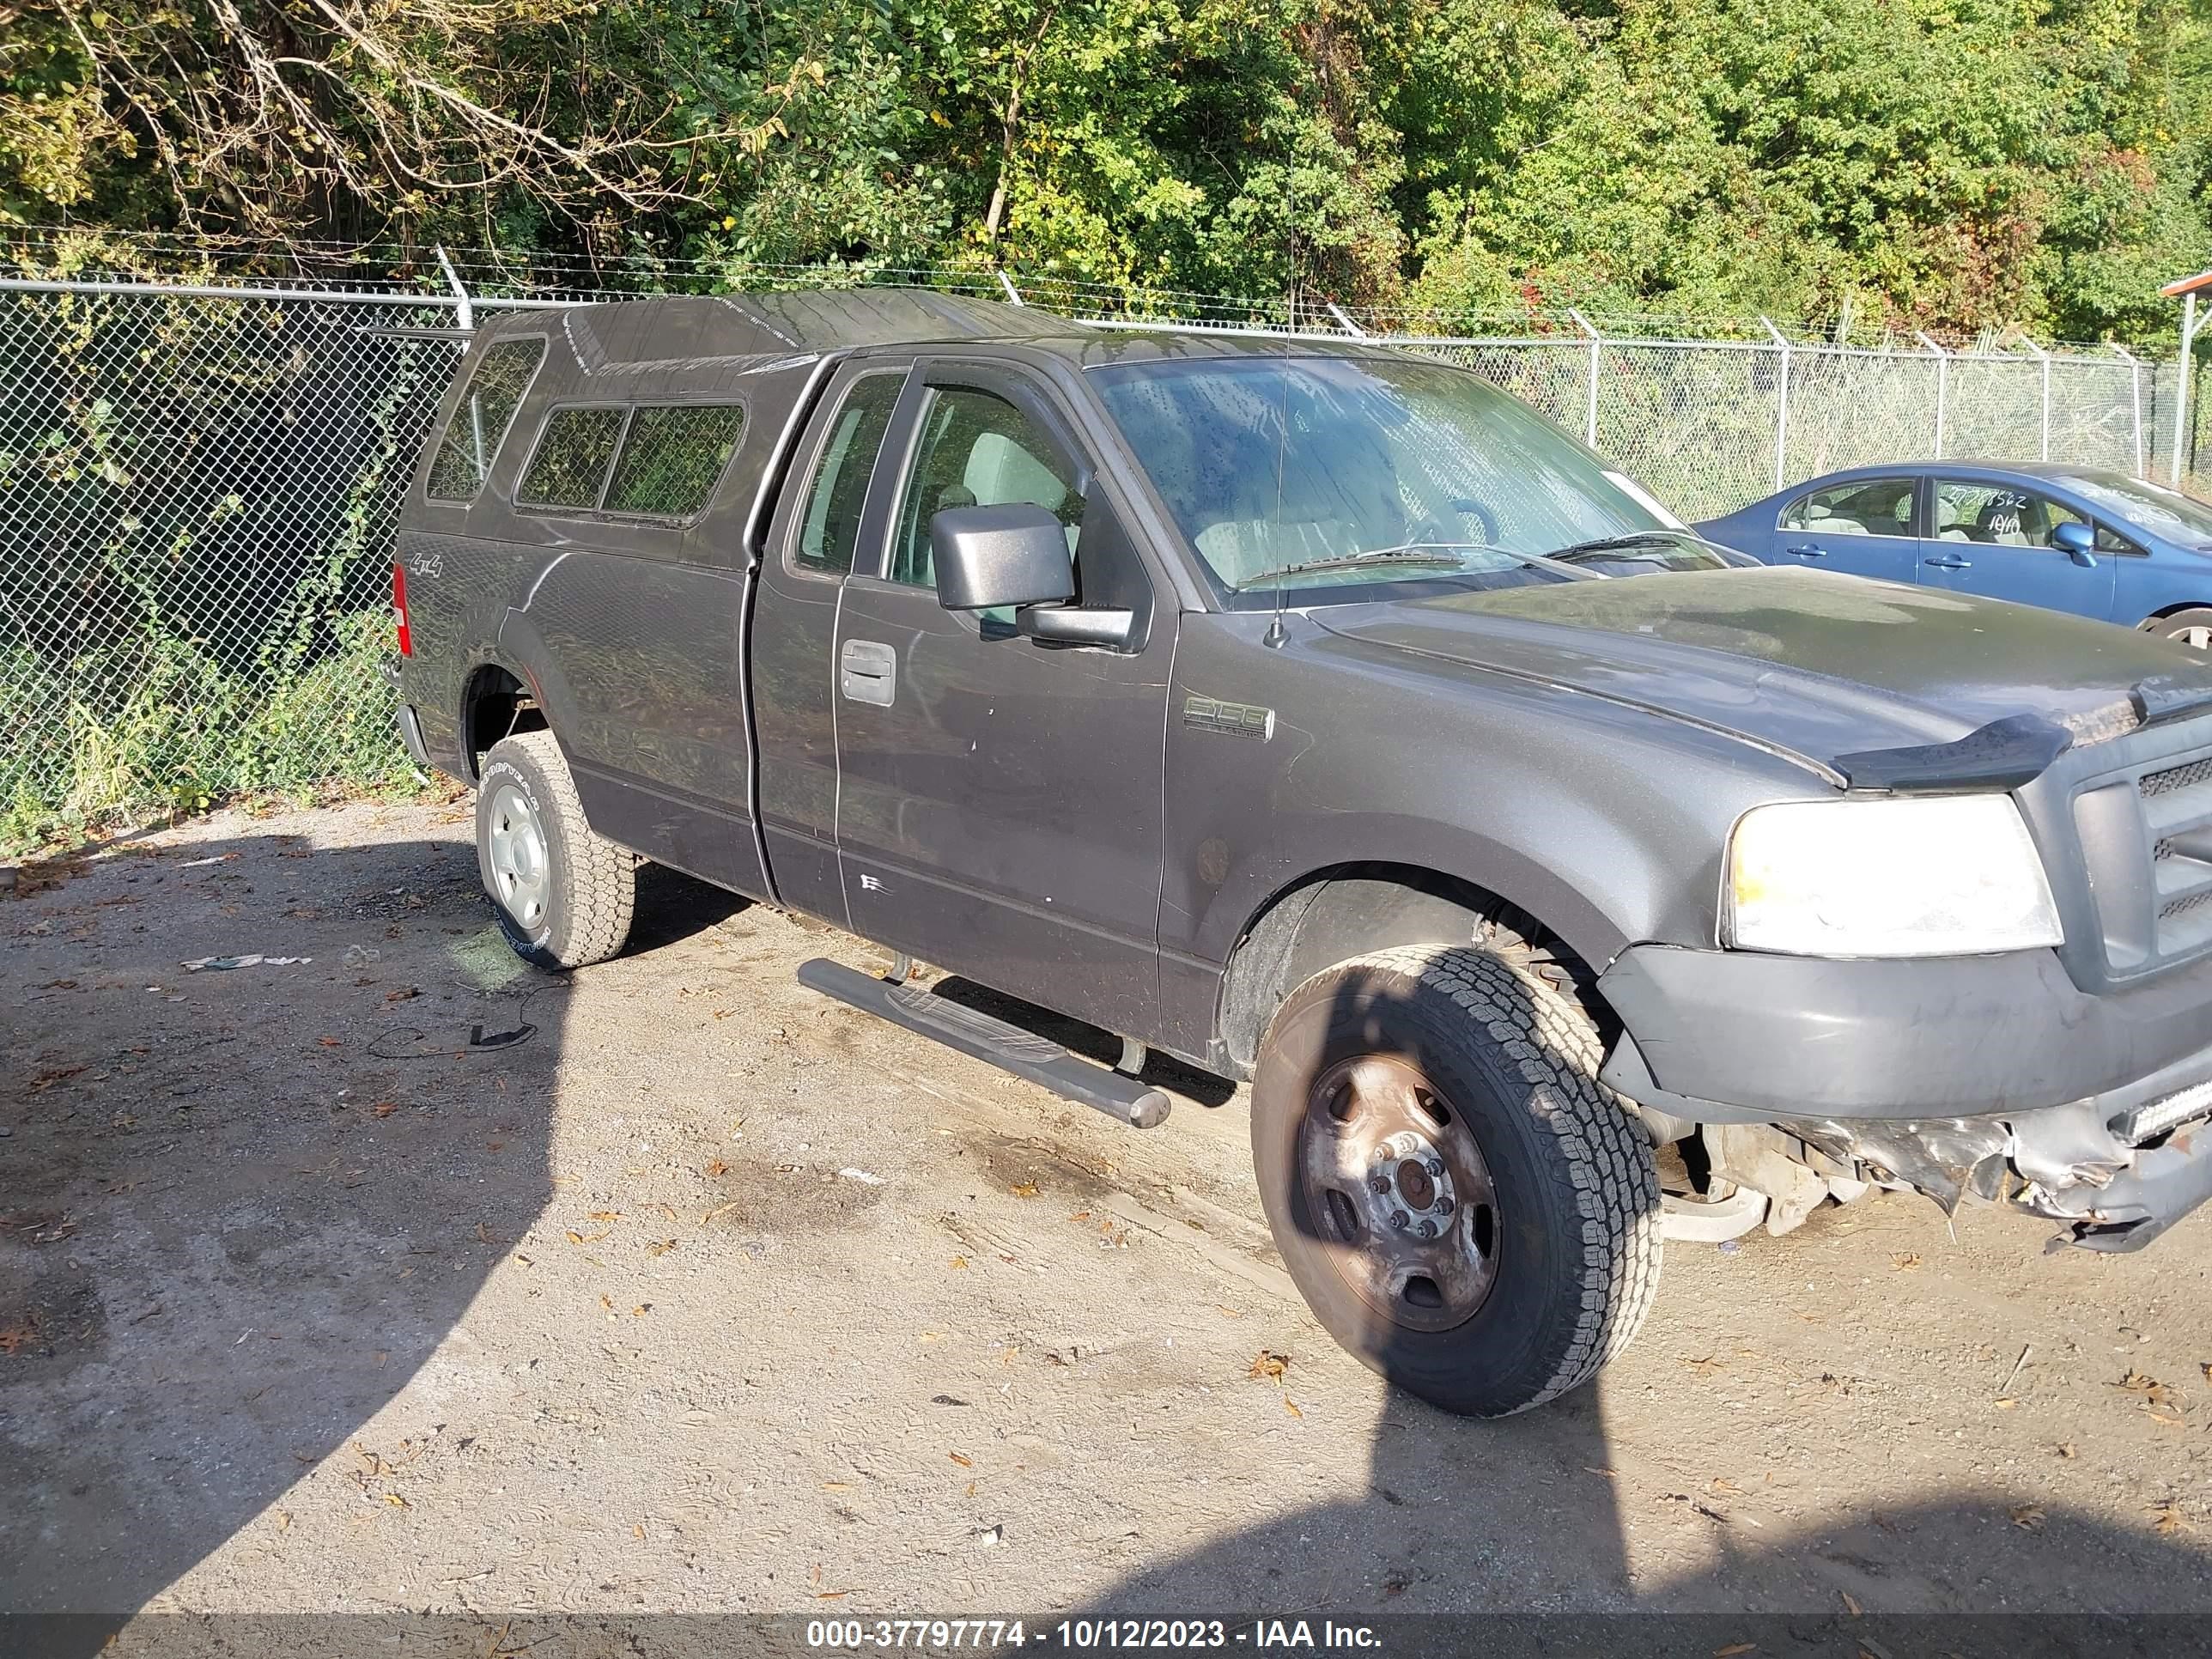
[0,830,734,1651]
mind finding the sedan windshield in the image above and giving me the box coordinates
[1091,355,1674,599]
[2055,471,2212,546]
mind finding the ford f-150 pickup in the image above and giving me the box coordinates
[390,289,2212,1416]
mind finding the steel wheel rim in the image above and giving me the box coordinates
[2173,623,2212,650]
[1297,1054,1499,1332]
[485,781,550,930]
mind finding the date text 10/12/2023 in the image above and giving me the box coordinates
[804,1620,1384,1650]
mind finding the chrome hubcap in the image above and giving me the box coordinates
[485,781,550,929]
[1299,1054,1499,1332]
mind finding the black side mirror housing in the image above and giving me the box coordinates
[2053,520,2096,566]
[929,503,1074,611]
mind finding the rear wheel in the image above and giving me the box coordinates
[476,731,635,969]
[1249,944,1661,1417]
[2148,608,2212,650]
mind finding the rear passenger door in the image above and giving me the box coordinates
[1771,477,1922,581]
[828,362,1173,1041]
[1920,477,2117,620]
[751,362,911,926]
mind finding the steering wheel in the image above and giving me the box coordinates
[1444,497,1500,546]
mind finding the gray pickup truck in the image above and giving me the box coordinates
[392,289,2212,1417]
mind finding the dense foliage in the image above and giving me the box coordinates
[8,0,2212,338]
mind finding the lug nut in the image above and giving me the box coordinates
[1389,1209,1410,1231]
[1424,1157,1445,1178]
[1369,1175,1391,1195]
[1435,1195,1455,1216]
[1415,1218,1437,1239]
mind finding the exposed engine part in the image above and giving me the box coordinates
[1702,1123,1852,1237]
[1658,1183,1768,1243]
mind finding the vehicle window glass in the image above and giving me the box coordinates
[426,337,544,501]
[888,387,1080,591]
[1934,480,2085,549]
[796,376,904,574]
[517,406,626,510]
[2096,522,2142,555]
[2056,472,2212,544]
[1091,356,1664,599]
[604,404,744,517]
[1780,478,1916,538]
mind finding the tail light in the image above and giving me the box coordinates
[393,562,413,658]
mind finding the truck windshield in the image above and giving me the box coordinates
[1091,355,1672,601]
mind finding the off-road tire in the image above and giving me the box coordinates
[1249,943,1661,1417]
[2148,608,2212,650]
[476,731,635,969]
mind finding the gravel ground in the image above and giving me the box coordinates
[7,798,2212,1637]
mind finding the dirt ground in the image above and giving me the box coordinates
[6,797,2212,1636]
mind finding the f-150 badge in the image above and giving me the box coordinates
[1183,696,1275,741]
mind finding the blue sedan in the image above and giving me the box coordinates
[1696,462,2212,647]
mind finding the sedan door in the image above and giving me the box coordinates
[1921,477,2116,620]
[1770,477,1922,581]
[829,362,1174,1042]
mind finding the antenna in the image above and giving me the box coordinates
[1264,165,1296,649]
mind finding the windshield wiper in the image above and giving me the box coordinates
[1545,532,1685,558]
[1229,544,1501,592]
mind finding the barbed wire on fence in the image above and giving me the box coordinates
[3,260,2209,851]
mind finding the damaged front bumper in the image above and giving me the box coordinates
[1596,941,2212,1251]
[1797,1086,2212,1252]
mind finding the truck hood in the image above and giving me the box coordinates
[1310,566,2212,780]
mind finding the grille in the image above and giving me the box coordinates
[2142,757,2212,799]
[2133,747,2212,963]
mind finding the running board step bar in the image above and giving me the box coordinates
[797,957,1172,1129]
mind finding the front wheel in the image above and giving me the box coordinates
[476,730,636,969]
[1249,944,1661,1417]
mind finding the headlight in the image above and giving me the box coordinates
[1724,795,2063,957]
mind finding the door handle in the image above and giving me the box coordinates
[1782,544,1828,557]
[1923,556,1973,570]
[840,638,896,707]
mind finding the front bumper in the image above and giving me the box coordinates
[1597,943,2212,1249]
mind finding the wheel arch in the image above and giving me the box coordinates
[1213,860,1622,1078]
[458,656,548,781]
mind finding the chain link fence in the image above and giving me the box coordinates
[3,269,2209,850]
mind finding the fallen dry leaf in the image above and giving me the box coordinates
[2152,1502,2197,1536]
[599,1294,614,1311]
[316,1036,342,1048]
[1682,1355,1725,1377]
[2057,1443,2078,1459]
[647,1240,676,1258]
[1010,1182,1040,1199]
[949,1255,969,1270]
[633,1523,646,1540]
[704,1158,729,1176]
[2010,1504,2046,1531]
[1715,1645,1757,1658]
[1282,1396,1304,1419]
[1841,1591,1863,1616]
[370,1102,399,1119]
[949,1452,973,1468]
[1891,1253,1922,1271]
[1249,1350,1290,1382]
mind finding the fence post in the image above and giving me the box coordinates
[2112,343,2145,478]
[1569,309,1601,449]
[2008,333,2051,461]
[1761,317,1791,493]
[1325,301,1368,338]
[2176,291,2201,486]
[1915,331,1948,459]
[996,270,1025,307]
[434,244,472,334]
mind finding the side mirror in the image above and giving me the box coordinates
[929,503,1074,611]
[2053,520,2096,566]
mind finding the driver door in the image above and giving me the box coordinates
[830,362,1174,1040]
